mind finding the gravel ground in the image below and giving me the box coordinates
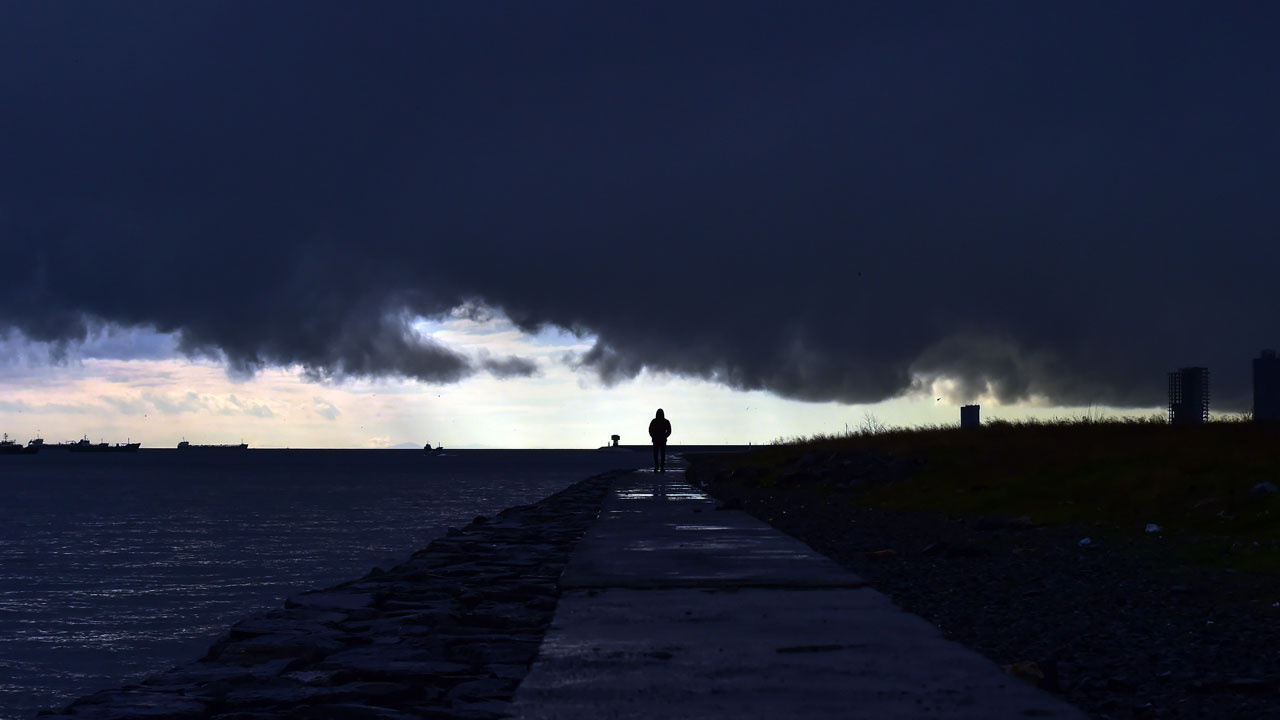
[692,464,1280,720]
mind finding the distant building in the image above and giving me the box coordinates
[960,404,980,428]
[1168,367,1210,425]
[1254,350,1280,422]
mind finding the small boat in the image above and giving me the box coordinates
[424,443,445,455]
[68,436,141,453]
[1,434,39,455]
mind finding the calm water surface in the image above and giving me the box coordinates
[0,449,642,718]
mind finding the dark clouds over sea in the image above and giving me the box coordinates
[2,3,1277,409]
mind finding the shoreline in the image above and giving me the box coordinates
[687,453,1280,720]
[45,441,1276,719]
[41,470,623,720]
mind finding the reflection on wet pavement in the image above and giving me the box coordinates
[559,469,866,591]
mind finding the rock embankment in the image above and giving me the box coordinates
[42,471,621,720]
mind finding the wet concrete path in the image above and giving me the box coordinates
[512,470,1087,719]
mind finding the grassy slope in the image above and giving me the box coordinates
[707,419,1280,571]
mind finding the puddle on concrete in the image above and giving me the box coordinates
[616,491,707,501]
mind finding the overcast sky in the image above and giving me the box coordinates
[1,3,1276,446]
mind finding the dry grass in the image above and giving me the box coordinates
[722,417,1280,570]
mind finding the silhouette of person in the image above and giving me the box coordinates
[648,408,672,473]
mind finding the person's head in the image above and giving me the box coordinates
[655,408,664,419]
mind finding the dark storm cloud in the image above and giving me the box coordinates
[2,2,1278,409]
[477,352,540,379]
[286,313,473,384]
[1,326,179,364]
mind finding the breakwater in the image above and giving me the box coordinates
[41,471,621,720]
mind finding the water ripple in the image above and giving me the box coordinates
[0,449,637,718]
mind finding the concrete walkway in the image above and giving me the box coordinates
[512,470,1086,719]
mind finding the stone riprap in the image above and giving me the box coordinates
[41,471,622,720]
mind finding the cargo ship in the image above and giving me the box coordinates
[1,434,39,455]
[177,440,249,450]
[68,437,141,453]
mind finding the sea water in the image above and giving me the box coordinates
[0,449,642,718]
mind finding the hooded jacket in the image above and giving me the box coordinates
[648,410,672,444]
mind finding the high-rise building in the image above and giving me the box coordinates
[960,404,980,428]
[1254,350,1280,422]
[1168,367,1210,425]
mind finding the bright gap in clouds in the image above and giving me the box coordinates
[0,315,1165,449]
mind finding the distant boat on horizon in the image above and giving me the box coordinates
[68,436,141,453]
[424,443,445,455]
[1,433,39,455]
[177,440,249,450]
